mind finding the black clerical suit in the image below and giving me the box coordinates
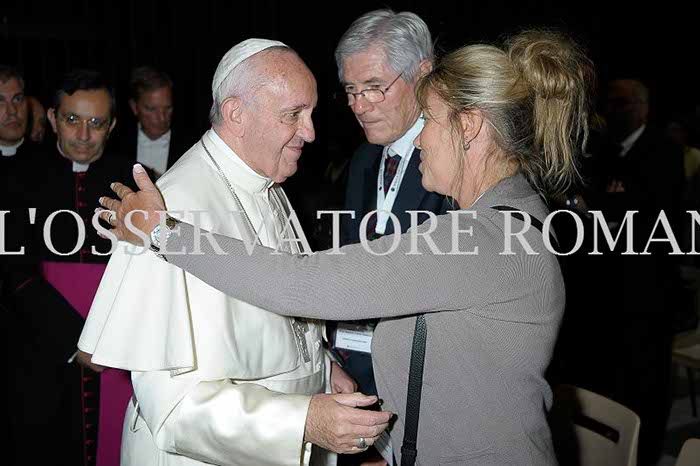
[4,143,142,466]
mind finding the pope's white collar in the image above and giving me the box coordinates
[207,129,274,193]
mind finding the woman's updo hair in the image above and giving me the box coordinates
[416,30,595,196]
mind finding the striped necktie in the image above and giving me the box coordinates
[383,149,401,194]
[367,149,401,238]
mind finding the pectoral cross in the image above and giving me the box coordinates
[292,318,311,363]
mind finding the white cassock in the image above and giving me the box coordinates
[78,129,335,466]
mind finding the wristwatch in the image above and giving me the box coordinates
[149,215,180,257]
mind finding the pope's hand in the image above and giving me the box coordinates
[96,164,166,245]
[304,393,392,454]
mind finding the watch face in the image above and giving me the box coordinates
[150,224,162,247]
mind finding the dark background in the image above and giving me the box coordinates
[2,0,697,232]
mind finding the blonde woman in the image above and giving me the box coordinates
[98,30,594,465]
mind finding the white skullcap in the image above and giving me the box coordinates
[211,38,289,99]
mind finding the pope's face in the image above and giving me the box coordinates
[0,78,29,146]
[242,53,317,183]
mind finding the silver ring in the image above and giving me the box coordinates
[357,437,367,449]
[107,212,116,226]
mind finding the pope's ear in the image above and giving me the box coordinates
[221,97,244,137]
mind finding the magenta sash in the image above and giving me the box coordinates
[41,261,131,466]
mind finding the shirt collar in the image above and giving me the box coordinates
[72,161,90,173]
[387,115,424,158]
[0,138,24,157]
[206,128,274,193]
[137,125,171,146]
[619,124,646,157]
[55,141,91,173]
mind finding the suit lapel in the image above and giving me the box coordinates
[389,147,428,235]
[361,147,382,216]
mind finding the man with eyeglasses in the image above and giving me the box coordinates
[19,69,143,466]
[329,12,447,451]
[39,69,140,261]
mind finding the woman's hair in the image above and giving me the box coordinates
[416,30,595,196]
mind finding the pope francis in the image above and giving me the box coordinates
[77,39,391,466]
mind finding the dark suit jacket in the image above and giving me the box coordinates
[340,143,447,246]
[577,125,685,314]
[585,127,685,234]
[114,123,190,172]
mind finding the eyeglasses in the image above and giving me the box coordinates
[58,112,111,131]
[340,72,403,106]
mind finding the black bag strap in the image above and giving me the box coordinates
[400,314,427,466]
[399,205,555,466]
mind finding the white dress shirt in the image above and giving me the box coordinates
[386,115,424,160]
[136,125,171,175]
[619,124,646,157]
[373,116,425,235]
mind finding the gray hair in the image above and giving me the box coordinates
[0,65,25,90]
[209,46,290,125]
[335,9,433,83]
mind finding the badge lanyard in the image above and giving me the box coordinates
[375,148,413,235]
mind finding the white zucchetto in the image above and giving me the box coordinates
[211,38,288,99]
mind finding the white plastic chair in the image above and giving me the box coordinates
[551,384,640,466]
[675,438,700,466]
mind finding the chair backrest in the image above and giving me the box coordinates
[550,384,641,466]
[675,438,700,466]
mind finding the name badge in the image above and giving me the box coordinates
[334,323,374,353]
